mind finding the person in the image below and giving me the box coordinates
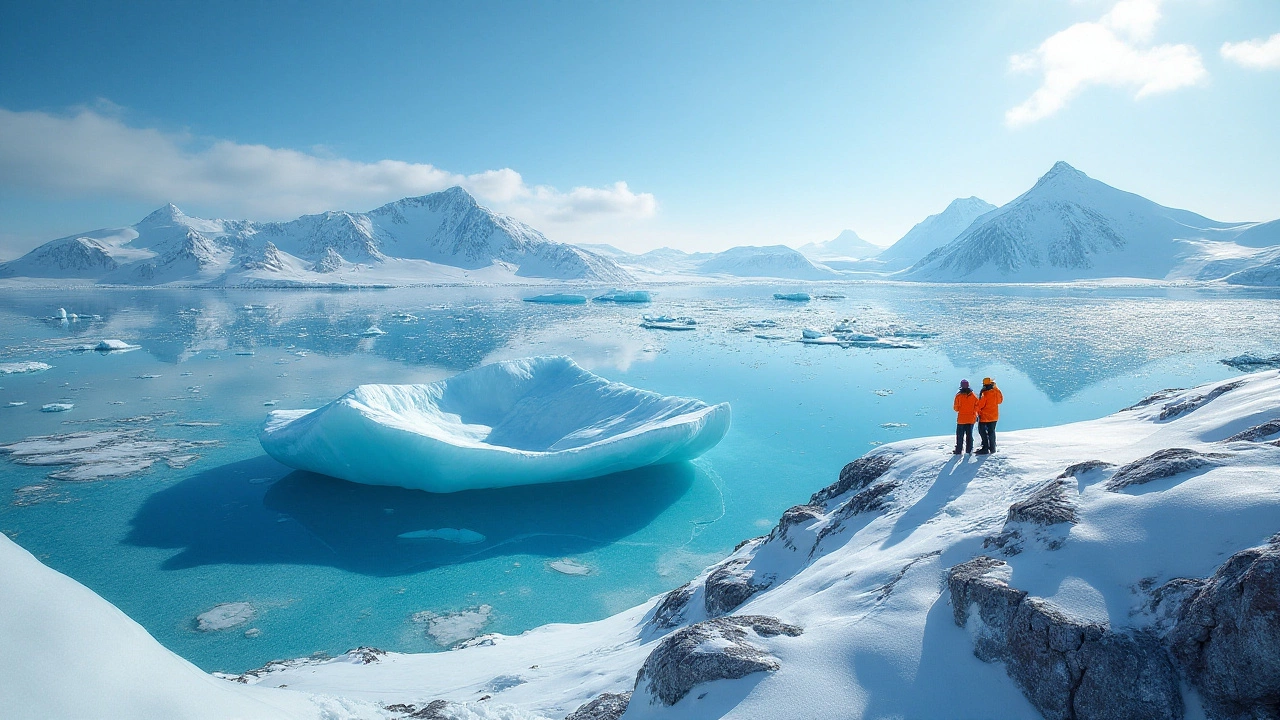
[975,377,1003,455]
[953,379,978,455]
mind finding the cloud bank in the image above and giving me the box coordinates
[1221,33,1280,70]
[1006,0,1206,127]
[0,105,656,228]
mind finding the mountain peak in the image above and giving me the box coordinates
[139,203,187,225]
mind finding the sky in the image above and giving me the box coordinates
[0,0,1278,258]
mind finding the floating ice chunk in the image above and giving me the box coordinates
[196,602,255,632]
[95,339,138,352]
[593,289,651,303]
[413,605,493,647]
[135,374,161,379]
[801,336,841,345]
[392,312,418,321]
[263,400,277,407]
[523,293,587,305]
[6,401,26,407]
[398,528,487,544]
[641,315,697,331]
[40,403,74,413]
[0,362,52,374]
[773,292,811,302]
[881,422,909,429]
[0,429,209,481]
[259,356,730,493]
[360,326,386,337]
[873,389,893,396]
[548,558,591,576]
[244,628,262,638]
[813,293,846,300]
[57,308,67,319]
[234,351,255,356]
[801,328,825,339]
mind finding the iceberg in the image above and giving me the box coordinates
[94,339,138,352]
[0,361,52,374]
[640,315,697,331]
[773,292,811,302]
[259,356,730,493]
[522,293,587,305]
[593,289,652,303]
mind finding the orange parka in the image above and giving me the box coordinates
[977,385,1003,422]
[954,389,979,424]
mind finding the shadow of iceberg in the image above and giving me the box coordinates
[126,454,696,576]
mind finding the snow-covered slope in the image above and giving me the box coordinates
[244,370,1280,720]
[905,163,1255,282]
[694,245,841,280]
[260,357,731,493]
[0,189,631,287]
[877,196,996,270]
[797,230,882,261]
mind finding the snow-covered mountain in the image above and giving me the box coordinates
[797,229,882,261]
[876,196,996,270]
[904,163,1254,282]
[695,245,840,279]
[0,188,632,286]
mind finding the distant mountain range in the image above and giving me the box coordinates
[4,163,1278,286]
[0,187,631,286]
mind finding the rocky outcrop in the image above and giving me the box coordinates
[948,557,1183,720]
[1122,388,1183,412]
[648,583,695,630]
[704,558,775,617]
[1223,418,1280,443]
[815,480,899,545]
[1105,448,1223,491]
[767,504,824,549]
[1168,543,1280,720]
[565,691,631,720]
[1007,477,1077,526]
[1058,460,1113,479]
[1158,380,1247,421]
[810,454,897,505]
[634,616,802,706]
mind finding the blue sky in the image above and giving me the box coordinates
[1,0,1278,256]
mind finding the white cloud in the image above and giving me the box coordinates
[1005,0,1206,127]
[0,105,656,227]
[1221,33,1280,70]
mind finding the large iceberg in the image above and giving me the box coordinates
[259,356,730,493]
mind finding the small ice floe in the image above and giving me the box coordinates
[174,421,221,427]
[755,333,787,340]
[263,400,277,407]
[360,326,386,337]
[40,403,74,413]
[773,292,811,302]
[0,361,52,375]
[548,558,592,576]
[57,308,67,320]
[731,319,779,333]
[196,602,256,632]
[1221,353,1280,371]
[135,374,162,379]
[641,315,697,331]
[801,328,841,345]
[523,293,588,305]
[234,350,255,356]
[6,401,26,408]
[244,628,262,638]
[392,312,418,321]
[95,339,138,352]
[813,293,847,300]
[413,605,494,647]
[242,304,270,311]
[11,483,64,507]
[397,528,486,544]
[874,389,894,397]
[593,289,652,303]
[0,429,213,481]
[881,422,909,429]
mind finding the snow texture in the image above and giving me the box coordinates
[259,356,730,492]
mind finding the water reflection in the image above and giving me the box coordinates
[126,455,697,576]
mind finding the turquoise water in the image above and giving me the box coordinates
[1,283,1277,673]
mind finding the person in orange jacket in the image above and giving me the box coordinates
[953,379,978,454]
[975,377,1003,455]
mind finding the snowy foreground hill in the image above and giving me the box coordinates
[5,370,1280,719]
[903,162,1277,284]
[0,188,631,287]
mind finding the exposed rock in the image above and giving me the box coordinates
[767,504,824,549]
[1122,388,1183,412]
[1169,543,1280,720]
[349,646,385,664]
[1223,418,1280,443]
[704,558,776,617]
[732,535,766,553]
[408,700,451,719]
[1057,460,1114,479]
[565,691,631,720]
[1105,448,1222,491]
[815,480,899,545]
[948,557,1183,720]
[1007,477,1078,526]
[633,615,802,706]
[649,583,695,629]
[810,453,897,505]
[1158,380,1247,421]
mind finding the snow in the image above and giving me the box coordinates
[522,293,587,305]
[196,602,256,632]
[797,229,883,261]
[697,245,841,280]
[875,196,996,270]
[259,356,730,492]
[0,361,51,374]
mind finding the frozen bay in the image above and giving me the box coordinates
[1,282,1277,674]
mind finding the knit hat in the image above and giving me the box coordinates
[982,377,994,385]
[960,379,970,389]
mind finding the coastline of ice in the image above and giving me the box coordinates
[259,356,730,493]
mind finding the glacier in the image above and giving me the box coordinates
[258,356,730,492]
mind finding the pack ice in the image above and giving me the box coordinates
[258,356,730,492]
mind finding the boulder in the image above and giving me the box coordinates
[704,558,775,617]
[815,481,899,544]
[767,504,824,550]
[633,615,802,706]
[1223,418,1280,443]
[1057,460,1114,479]
[648,583,694,630]
[1169,543,1280,720]
[1157,380,1246,421]
[1007,477,1077,526]
[1105,448,1222,491]
[810,454,897,505]
[565,691,631,720]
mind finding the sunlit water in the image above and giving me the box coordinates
[1,283,1277,673]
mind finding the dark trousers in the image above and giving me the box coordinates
[955,423,974,453]
[978,421,997,451]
